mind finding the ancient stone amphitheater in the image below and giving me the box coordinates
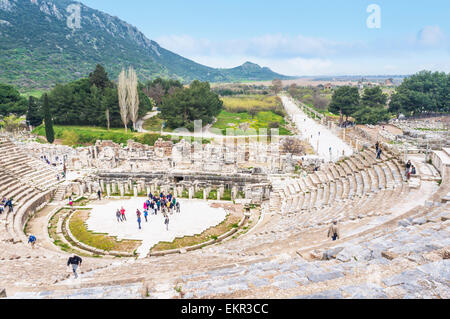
[0,134,449,299]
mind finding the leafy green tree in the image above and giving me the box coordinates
[26,96,42,127]
[43,94,55,144]
[361,87,388,108]
[0,114,23,132]
[329,86,360,123]
[389,71,449,116]
[353,106,390,125]
[159,81,223,131]
[89,64,112,91]
[0,84,27,116]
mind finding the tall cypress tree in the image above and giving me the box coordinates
[43,93,55,144]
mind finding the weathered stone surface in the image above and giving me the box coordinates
[398,220,411,227]
[336,245,373,262]
[0,288,6,298]
[294,290,343,299]
[323,247,344,260]
[340,284,387,299]
[306,270,344,283]
[381,251,398,260]
[412,217,427,225]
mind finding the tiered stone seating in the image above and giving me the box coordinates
[0,138,60,192]
[0,137,62,244]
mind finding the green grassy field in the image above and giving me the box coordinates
[213,95,291,135]
[20,89,45,99]
[221,95,284,114]
[143,115,164,132]
[213,110,291,135]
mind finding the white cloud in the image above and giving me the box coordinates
[416,25,447,47]
[155,30,450,75]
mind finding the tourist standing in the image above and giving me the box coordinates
[120,207,126,221]
[176,202,180,213]
[327,221,340,241]
[28,235,37,249]
[164,215,169,231]
[137,215,142,230]
[67,254,82,279]
[376,148,382,159]
[68,196,73,207]
[144,210,148,222]
[97,190,102,200]
[116,209,122,222]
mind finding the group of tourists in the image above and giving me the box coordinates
[405,160,417,180]
[114,191,181,231]
[0,197,13,215]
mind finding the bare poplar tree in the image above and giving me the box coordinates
[127,66,139,131]
[118,68,128,132]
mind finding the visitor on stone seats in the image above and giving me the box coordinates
[67,254,82,279]
[327,221,340,241]
[376,148,382,159]
[405,161,412,177]
[411,165,417,175]
[28,235,36,249]
[5,198,13,213]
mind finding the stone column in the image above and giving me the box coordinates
[189,187,193,200]
[120,183,124,197]
[137,184,141,195]
[100,180,105,193]
[203,189,208,200]
[217,189,221,201]
[147,186,150,197]
[106,183,111,197]
[134,186,138,198]
[88,182,92,194]
[231,186,237,201]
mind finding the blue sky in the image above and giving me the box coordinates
[80,0,450,76]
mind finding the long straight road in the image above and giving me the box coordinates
[281,95,353,162]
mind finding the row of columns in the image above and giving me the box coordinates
[95,180,243,201]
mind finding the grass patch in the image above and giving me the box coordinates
[151,208,241,252]
[69,210,140,253]
[143,114,165,132]
[213,110,291,135]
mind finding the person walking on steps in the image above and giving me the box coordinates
[67,254,82,279]
[328,221,341,241]
[28,235,37,249]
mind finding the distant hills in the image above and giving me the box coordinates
[0,0,293,91]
